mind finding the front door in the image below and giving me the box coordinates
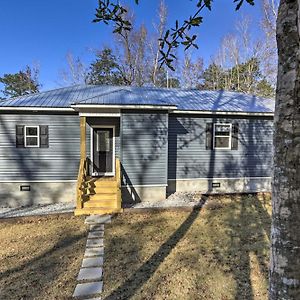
[92,127,115,176]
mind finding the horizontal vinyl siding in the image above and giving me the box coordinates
[0,113,81,181]
[168,114,273,179]
[121,110,168,186]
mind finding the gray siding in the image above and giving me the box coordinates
[121,110,168,186]
[0,113,81,181]
[168,114,273,179]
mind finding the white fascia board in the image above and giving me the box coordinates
[72,104,177,111]
[168,177,272,181]
[79,112,121,117]
[173,110,274,117]
[0,107,74,112]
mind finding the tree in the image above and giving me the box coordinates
[0,65,40,98]
[269,0,300,298]
[93,0,255,70]
[86,48,127,85]
[201,63,224,90]
[148,0,168,87]
[209,15,275,96]
[201,58,274,97]
[260,0,279,84]
[181,52,204,89]
[58,52,87,86]
[93,1,300,297]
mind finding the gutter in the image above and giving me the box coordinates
[0,107,74,112]
[71,104,178,111]
[172,110,274,117]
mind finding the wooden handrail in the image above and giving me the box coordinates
[76,157,88,209]
[116,157,122,209]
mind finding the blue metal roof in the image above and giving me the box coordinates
[0,84,275,113]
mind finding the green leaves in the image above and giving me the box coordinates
[234,0,255,11]
[0,66,40,99]
[94,0,256,71]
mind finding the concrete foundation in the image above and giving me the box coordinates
[167,177,272,195]
[0,181,76,207]
[121,185,167,204]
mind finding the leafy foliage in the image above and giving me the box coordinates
[86,48,128,85]
[0,66,40,99]
[201,58,274,97]
[93,0,255,70]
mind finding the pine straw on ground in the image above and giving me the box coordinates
[102,193,271,300]
[0,214,87,300]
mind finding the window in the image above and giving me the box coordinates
[24,126,40,147]
[213,124,232,149]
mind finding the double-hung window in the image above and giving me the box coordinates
[213,124,232,149]
[24,126,40,147]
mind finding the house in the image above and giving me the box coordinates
[0,85,274,215]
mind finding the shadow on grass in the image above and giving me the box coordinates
[104,199,206,300]
[206,193,271,300]
[0,228,86,299]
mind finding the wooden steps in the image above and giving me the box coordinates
[75,158,122,216]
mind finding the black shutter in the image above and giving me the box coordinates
[206,123,213,150]
[40,125,49,148]
[16,125,25,148]
[231,123,239,150]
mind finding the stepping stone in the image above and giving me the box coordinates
[84,247,104,257]
[73,281,103,298]
[85,215,111,225]
[90,224,104,231]
[77,267,103,281]
[88,231,104,239]
[82,257,103,268]
[86,238,104,248]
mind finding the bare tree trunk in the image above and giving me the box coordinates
[269,0,300,298]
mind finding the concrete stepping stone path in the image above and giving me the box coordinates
[73,215,110,299]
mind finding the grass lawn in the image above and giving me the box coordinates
[103,193,271,300]
[0,214,87,300]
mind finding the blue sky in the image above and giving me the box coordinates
[0,0,263,91]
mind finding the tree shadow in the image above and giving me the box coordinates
[120,110,168,205]
[104,198,206,300]
[0,224,87,299]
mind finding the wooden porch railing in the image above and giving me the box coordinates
[76,157,89,209]
[116,157,122,209]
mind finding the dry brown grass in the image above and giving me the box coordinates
[102,193,271,300]
[0,214,87,300]
[0,194,271,300]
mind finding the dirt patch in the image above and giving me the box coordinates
[0,214,87,300]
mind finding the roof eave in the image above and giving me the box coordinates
[71,104,178,111]
[173,110,274,117]
[0,106,74,112]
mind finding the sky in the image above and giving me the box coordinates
[0,0,264,91]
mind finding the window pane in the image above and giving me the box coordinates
[97,131,110,152]
[26,127,38,136]
[26,137,38,146]
[215,136,230,148]
[215,125,230,136]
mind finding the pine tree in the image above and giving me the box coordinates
[0,66,40,98]
[86,48,127,85]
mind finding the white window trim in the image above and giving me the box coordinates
[90,125,116,177]
[24,125,40,148]
[213,123,232,150]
